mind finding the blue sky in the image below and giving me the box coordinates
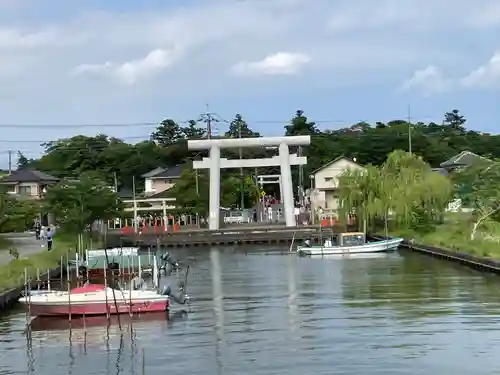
[0,0,499,167]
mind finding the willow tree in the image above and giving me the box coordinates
[453,159,500,240]
[336,165,385,233]
[337,150,452,233]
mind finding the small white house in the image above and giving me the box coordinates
[141,165,182,196]
[309,156,365,214]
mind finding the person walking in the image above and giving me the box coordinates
[46,227,54,251]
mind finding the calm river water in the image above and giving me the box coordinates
[2,246,500,374]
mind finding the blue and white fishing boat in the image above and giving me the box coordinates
[296,232,403,256]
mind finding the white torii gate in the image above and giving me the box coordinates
[188,136,311,230]
[257,174,283,202]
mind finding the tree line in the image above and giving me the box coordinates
[16,108,500,210]
[4,106,499,242]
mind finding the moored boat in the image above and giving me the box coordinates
[296,232,403,256]
[18,283,173,317]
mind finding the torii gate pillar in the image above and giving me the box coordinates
[188,136,310,230]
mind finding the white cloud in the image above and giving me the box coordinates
[73,48,180,85]
[460,51,500,88]
[0,29,54,49]
[0,0,498,125]
[400,66,452,95]
[231,52,311,76]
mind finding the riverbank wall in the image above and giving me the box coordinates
[371,235,500,273]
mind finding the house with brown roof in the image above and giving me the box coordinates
[0,169,59,199]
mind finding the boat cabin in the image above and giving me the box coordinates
[86,247,139,259]
[338,232,365,247]
[307,232,366,247]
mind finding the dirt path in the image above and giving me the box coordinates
[0,233,46,266]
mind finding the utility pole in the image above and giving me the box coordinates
[198,104,220,139]
[195,169,199,195]
[407,105,412,154]
[298,146,303,207]
[207,114,212,139]
[238,119,244,209]
[8,149,12,174]
[132,176,138,233]
[195,105,221,196]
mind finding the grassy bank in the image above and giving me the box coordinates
[0,233,93,292]
[391,214,500,259]
[0,236,14,250]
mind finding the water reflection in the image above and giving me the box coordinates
[340,251,500,319]
[29,312,171,334]
[210,247,224,373]
[286,255,298,334]
[2,247,500,374]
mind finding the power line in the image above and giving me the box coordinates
[0,135,151,143]
[0,115,443,129]
[0,121,187,129]
[0,129,474,156]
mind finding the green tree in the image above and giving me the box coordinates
[225,114,261,138]
[285,110,319,136]
[33,135,161,191]
[18,107,500,204]
[0,193,40,232]
[337,151,453,233]
[220,175,259,208]
[443,109,466,132]
[44,173,124,235]
[181,120,206,139]
[453,159,500,240]
[151,119,184,146]
[36,135,122,178]
[16,152,30,169]
[167,168,209,215]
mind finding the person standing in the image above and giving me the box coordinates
[267,205,273,222]
[46,227,54,251]
[34,220,41,240]
[294,206,300,226]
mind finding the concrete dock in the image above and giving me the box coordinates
[107,224,356,248]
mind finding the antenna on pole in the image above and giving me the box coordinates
[407,104,412,154]
[197,103,220,139]
[8,149,12,174]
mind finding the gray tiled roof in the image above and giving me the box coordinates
[141,165,182,179]
[440,151,489,168]
[0,169,59,183]
[141,167,165,178]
